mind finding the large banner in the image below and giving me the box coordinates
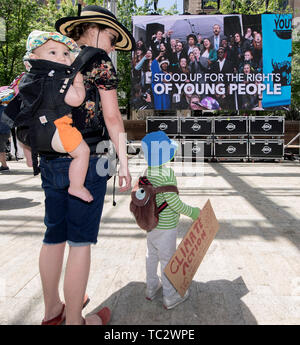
[131,14,292,112]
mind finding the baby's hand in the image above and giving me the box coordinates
[73,72,84,85]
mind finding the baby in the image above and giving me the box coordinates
[20,31,93,202]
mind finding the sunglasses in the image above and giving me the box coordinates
[104,29,118,47]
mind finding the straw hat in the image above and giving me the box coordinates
[55,5,135,51]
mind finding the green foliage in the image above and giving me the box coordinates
[291,40,300,118]
[219,0,292,14]
[0,0,42,84]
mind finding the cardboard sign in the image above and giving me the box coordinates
[164,199,219,297]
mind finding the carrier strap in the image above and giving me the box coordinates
[71,47,104,74]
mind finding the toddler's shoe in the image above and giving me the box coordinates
[163,290,189,310]
[145,281,162,301]
[0,166,9,171]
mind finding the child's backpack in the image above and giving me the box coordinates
[130,176,179,232]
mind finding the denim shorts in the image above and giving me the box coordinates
[39,155,108,246]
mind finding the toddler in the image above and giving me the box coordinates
[141,131,200,309]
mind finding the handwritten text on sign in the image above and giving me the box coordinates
[164,199,219,297]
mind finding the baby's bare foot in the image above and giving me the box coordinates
[68,186,93,202]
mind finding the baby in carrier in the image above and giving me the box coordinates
[19,31,93,202]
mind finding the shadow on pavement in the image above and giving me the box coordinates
[0,197,40,210]
[88,276,257,325]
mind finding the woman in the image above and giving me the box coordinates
[252,32,263,72]
[36,5,135,325]
[177,57,189,76]
[151,54,172,110]
[134,49,154,88]
[239,63,259,109]
[201,38,217,69]
[244,27,254,43]
[232,32,251,70]
[132,47,145,84]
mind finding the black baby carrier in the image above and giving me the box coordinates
[2,47,105,175]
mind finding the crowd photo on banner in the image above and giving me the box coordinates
[131,14,292,112]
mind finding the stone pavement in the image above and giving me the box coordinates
[0,156,299,325]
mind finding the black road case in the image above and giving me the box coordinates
[146,117,178,135]
[180,117,213,136]
[214,139,248,158]
[249,139,284,158]
[249,116,284,135]
[180,139,213,159]
[214,116,248,135]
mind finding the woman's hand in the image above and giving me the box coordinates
[118,163,132,192]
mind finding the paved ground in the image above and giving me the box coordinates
[0,156,299,325]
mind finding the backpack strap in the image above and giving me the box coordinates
[50,47,103,102]
[157,201,168,214]
[139,176,151,186]
[155,185,179,215]
[155,185,179,194]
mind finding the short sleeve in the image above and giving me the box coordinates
[83,51,118,90]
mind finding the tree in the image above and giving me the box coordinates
[0,0,43,85]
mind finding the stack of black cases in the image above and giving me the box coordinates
[145,116,285,161]
[179,118,213,159]
[214,116,248,160]
[248,116,284,160]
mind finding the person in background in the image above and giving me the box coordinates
[201,38,217,69]
[0,105,11,171]
[186,34,197,56]
[209,24,227,51]
[134,49,154,88]
[251,32,263,72]
[151,56,172,110]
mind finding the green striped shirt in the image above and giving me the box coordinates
[147,166,195,229]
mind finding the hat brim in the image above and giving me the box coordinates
[142,139,178,167]
[55,13,135,51]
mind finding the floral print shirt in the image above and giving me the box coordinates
[72,47,118,133]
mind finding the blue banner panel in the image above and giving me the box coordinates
[262,14,292,108]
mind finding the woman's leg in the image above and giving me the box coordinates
[39,242,66,321]
[20,143,32,167]
[64,245,91,325]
